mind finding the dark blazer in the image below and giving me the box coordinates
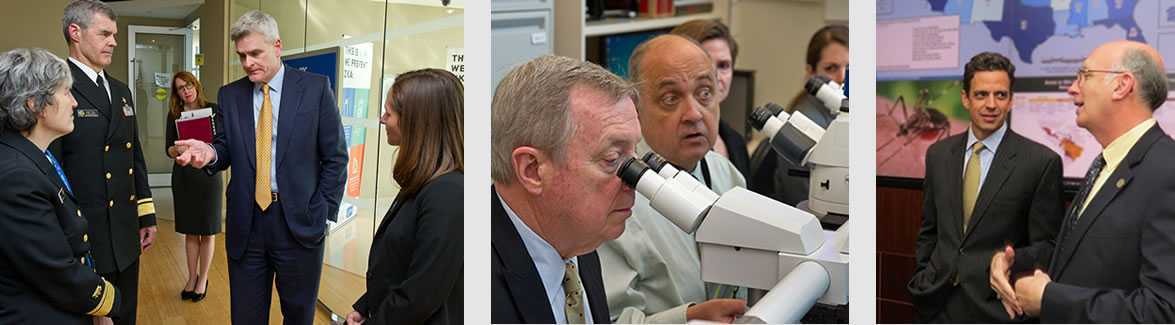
[0,130,121,323]
[908,129,1063,322]
[353,172,463,325]
[1011,125,1175,323]
[50,60,156,274]
[491,187,611,324]
[717,120,750,179]
[205,66,348,259]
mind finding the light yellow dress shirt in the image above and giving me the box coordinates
[1080,118,1156,213]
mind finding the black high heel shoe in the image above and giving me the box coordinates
[181,283,196,300]
[191,279,209,302]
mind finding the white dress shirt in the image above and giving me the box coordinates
[498,193,595,324]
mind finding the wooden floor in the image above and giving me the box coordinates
[136,219,335,324]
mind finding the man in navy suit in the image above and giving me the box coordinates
[175,10,347,324]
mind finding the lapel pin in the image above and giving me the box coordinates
[1116,178,1126,188]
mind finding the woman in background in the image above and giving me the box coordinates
[0,48,121,323]
[750,24,848,206]
[164,71,223,302]
[347,68,464,325]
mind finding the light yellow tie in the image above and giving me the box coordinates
[563,261,586,324]
[962,142,984,234]
[256,83,273,211]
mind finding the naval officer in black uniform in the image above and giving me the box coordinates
[0,48,123,324]
[51,2,157,323]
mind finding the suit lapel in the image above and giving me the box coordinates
[577,251,611,323]
[491,187,556,323]
[67,61,112,119]
[0,131,76,203]
[238,81,257,171]
[946,135,966,237]
[374,193,407,239]
[1051,125,1160,277]
[962,134,1019,244]
[105,80,127,142]
[275,67,304,170]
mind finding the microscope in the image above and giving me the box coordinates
[614,75,851,323]
[748,75,850,218]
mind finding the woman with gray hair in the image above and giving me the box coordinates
[0,48,122,324]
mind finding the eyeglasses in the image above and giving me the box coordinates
[177,84,196,91]
[1075,68,1126,84]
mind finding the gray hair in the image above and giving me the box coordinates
[0,48,73,133]
[1115,48,1168,110]
[491,55,637,183]
[62,0,116,44]
[230,10,280,44]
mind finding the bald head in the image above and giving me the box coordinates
[1090,41,1167,110]
[628,35,716,87]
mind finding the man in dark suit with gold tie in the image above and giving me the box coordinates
[990,41,1175,323]
[52,2,158,323]
[908,52,1064,323]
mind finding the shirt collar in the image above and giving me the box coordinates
[68,57,104,84]
[966,122,1008,154]
[1101,118,1156,168]
[496,192,573,300]
[254,65,286,93]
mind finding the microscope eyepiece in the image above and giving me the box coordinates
[641,152,671,172]
[805,75,832,95]
[618,157,649,188]
[749,105,775,130]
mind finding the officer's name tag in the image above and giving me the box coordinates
[78,109,100,118]
[121,97,134,117]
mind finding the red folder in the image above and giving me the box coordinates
[176,116,214,143]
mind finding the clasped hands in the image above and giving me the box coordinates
[989,244,1051,319]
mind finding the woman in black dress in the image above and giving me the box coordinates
[164,71,224,302]
[346,69,463,325]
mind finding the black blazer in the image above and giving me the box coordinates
[50,60,156,274]
[1012,125,1175,323]
[908,130,1063,322]
[717,120,750,179]
[353,172,463,325]
[490,187,610,324]
[0,131,121,323]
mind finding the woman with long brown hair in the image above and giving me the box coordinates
[164,71,223,302]
[346,68,463,325]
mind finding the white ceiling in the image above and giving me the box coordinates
[105,0,462,21]
[107,0,204,20]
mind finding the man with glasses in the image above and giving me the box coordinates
[989,41,1175,323]
[909,52,1064,322]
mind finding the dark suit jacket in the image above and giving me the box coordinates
[1011,125,1175,323]
[908,130,1063,322]
[0,131,121,323]
[717,120,750,179]
[353,172,463,325]
[50,60,156,274]
[205,66,348,259]
[490,187,610,324]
